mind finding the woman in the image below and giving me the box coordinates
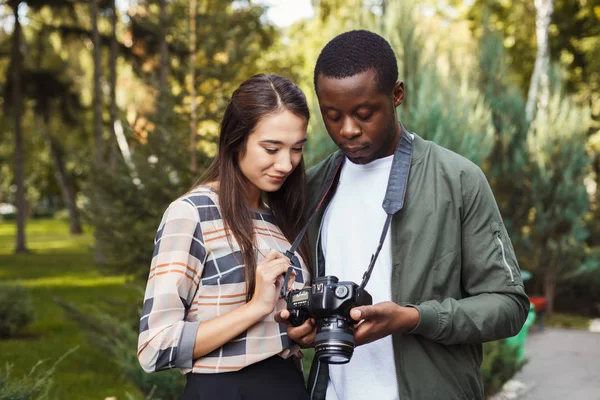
[137,74,312,399]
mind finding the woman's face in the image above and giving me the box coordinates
[238,108,307,197]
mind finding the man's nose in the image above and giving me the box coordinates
[340,116,361,140]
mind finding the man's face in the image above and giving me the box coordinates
[316,69,404,164]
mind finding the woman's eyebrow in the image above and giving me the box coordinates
[259,138,308,145]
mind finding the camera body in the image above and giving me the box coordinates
[286,275,372,364]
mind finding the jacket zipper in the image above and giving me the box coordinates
[495,233,515,283]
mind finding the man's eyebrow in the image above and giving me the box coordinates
[352,102,376,110]
[321,102,376,112]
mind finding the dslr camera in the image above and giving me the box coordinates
[286,275,372,364]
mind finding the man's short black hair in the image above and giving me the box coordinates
[314,30,398,95]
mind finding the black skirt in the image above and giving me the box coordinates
[181,355,310,400]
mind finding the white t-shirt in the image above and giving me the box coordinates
[321,154,399,400]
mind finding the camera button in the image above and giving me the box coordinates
[334,286,348,298]
[337,319,346,328]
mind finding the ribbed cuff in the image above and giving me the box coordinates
[406,303,439,337]
[174,320,201,368]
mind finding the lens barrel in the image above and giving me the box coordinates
[314,316,355,364]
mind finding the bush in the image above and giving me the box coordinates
[0,349,74,400]
[56,297,185,400]
[0,364,52,400]
[0,285,35,338]
[481,340,526,398]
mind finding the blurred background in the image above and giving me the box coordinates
[0,0,599,399]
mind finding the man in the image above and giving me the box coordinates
[278,30,529,400]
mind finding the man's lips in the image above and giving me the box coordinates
[343,145,368,155]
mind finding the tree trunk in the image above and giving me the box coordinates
[189,0,198,173]
[543,269,556,315]
[91,0,105,264]
[158,0,169,118]
[40,111,83,235]
[525,0,554,123]
[538,239,556,315]
[108,0,119,172]
[11,3,28,254]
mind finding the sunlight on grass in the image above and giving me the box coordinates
[0,219,143,399]
[2,274,131,288]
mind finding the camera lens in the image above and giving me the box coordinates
[314,316,355,364]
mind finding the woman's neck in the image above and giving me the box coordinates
[246,184,263,209]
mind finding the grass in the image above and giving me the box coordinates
[545,312,592,330]
[0,219,143,400]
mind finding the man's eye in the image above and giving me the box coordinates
[326,113,340,122]
[357,112,373,121]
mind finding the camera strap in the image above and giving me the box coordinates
[282,128,414,296]
[359,129,413,290]
[281,159,345,297]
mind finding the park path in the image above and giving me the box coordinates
[509,327,600,400]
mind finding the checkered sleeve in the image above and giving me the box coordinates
[137,199,207,373]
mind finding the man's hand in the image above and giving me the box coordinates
[275,309,317,347]
[350,302,420,346]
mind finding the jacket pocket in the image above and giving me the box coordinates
[490,222,518,285]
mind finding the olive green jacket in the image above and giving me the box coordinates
[305,132,529,400]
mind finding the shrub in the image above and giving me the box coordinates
[0,285,35,338]
[481,340,526,398]
[0,349,74,400]
[56,297,185,400]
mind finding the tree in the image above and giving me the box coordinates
[4,0,75,252]
[526,76,591,314]
[91,0,105,263]
[7,0,27,253]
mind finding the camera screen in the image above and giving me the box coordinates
[292,291,309,302]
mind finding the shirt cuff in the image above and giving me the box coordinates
[174,320,201,368]
[406,303,439,336]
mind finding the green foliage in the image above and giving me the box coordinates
[0,285,35,338]
[0,363,53,400]
[57,298,185,400]
[525,71,592,281]
[0,348,75,400]
[481,340,526,398]
[384,1,495,166]
[0,219,143,399]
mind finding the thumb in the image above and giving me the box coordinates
[350,306,368,321]
[274,309,290,324]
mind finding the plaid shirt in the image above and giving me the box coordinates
[137,186,311,374]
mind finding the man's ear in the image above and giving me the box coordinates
[392,81,405,107]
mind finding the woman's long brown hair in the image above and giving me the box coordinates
[198,74,311,300]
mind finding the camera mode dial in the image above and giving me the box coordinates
[334,285,348,299]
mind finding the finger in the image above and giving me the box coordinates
[274,309,290,324]
[286,270,297,291]
[264,260,292,279]
[288,318,315,338]
[262,249,283,262]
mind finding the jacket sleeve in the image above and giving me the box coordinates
[137,199,206,372]
[409,167,529,344]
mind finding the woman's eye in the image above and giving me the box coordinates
[265,148,277,154]
[292,147,304,153]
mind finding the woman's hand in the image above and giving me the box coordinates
[249,249,291,317]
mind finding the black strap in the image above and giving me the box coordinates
[281,157,344,297]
